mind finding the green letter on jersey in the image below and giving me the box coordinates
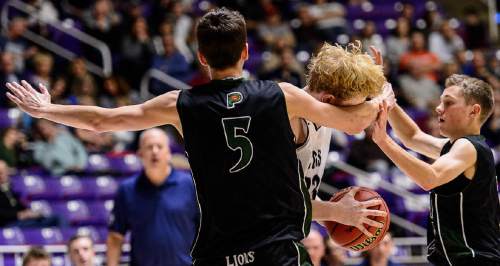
[222,116,253,173]
[227,92,243,109]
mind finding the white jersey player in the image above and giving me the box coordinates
[295,119,332,199]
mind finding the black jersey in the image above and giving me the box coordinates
[177,79,312,261]
[427,135,500,266]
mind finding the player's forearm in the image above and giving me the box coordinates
[387,105,421,145]
[39,104,110,131]
[106,234,124,266]
[324,101,378,134]
[376,137,436,191]
[312,200,348,222]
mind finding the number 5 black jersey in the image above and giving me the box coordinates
[177,79,312,261]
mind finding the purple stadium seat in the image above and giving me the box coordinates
[109,154,142,175]
[51,200,93,225]
[85,154,111,174]
[84,176,118,199]
[11,175,57,200]
[29,200,53,216]
[22,228,64,245]
[58,175,85,199]
[87,200,113,226]
[0,108,20,128]
[0,228,25,245]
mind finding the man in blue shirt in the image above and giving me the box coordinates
[106,128,199,266]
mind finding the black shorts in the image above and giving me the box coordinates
[193,240,313,266]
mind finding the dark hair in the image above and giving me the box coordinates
[22,247,50,266]
[68,233,94,249]
[196,7,247,69]
[445,74,494,124]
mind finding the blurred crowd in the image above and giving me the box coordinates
[0,0,499,176]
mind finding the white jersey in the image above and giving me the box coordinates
[296,119,332,200]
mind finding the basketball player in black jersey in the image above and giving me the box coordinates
[6,8,391,266]
[372,74,500,266]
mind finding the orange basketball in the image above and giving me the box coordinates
[323,186,390,252]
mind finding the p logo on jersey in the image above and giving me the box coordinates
[227,92,243,109]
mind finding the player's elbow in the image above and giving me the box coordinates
[420,183,434,191]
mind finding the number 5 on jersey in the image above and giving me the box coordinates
[222,116,254,173]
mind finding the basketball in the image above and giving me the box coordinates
[324,186,390,252]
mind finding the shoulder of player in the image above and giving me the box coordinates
[448,138,477,160]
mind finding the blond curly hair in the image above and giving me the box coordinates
[307,41,386,100]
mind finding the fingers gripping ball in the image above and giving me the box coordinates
[324,186,390,252]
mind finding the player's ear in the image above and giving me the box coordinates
[470,103,481,119]
[197,51,209,67]
[320,94,335,104]
[241,43,249,61]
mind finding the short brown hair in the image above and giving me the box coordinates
[445,74,494,124]
[307,41,386,100]
[196,8,247,70]
[22,247,51,266]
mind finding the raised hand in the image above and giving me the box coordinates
[369,45,383,66]
[6,80,51,118]
[372,100,389,144]
[335,187,387,237]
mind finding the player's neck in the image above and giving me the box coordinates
[209,66,243,80]
[146,165,172,186]
[448,124,481,142]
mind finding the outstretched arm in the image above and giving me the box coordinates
[281,82,394,134]
[372,102,477,191]
[388,105,447,159]
[6,81,181,133]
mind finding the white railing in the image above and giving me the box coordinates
[1,0,112,77]
[140,68,191,100]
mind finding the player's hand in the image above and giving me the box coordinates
[369,46,383,66]
[372,100,389,144]
[335,187,387,237]
[6,80,51,118]
[370,83,395,111]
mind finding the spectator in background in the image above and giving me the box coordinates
[82,0,121,52]
[30,53,54,88]
[0,17,36,73]
[385,18,410,69]
[107,128,198,266]
[429,20,464,64]
[309,0,348,42]
[303,229,327,266]
[260,47,304,87]
[120,17,154,89]
[99,76,139,108]
[463,50,499,89]
[0,52,20,107]
[67,58,97,104]
[32,119,87,175]
[257,11,296,49]
[399,31,441,81]
[22,247,51,266]
[0,127,31,168]
[361,21,386,57]
[68,234,97,266]
[167,0,195,63]
[398,60,441,110]
[292,4,324,53]
[324,240,347,266]
[151,34,191,92]
[463,7,488,49]
[356,233,401,266]
[0,160,62,227]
